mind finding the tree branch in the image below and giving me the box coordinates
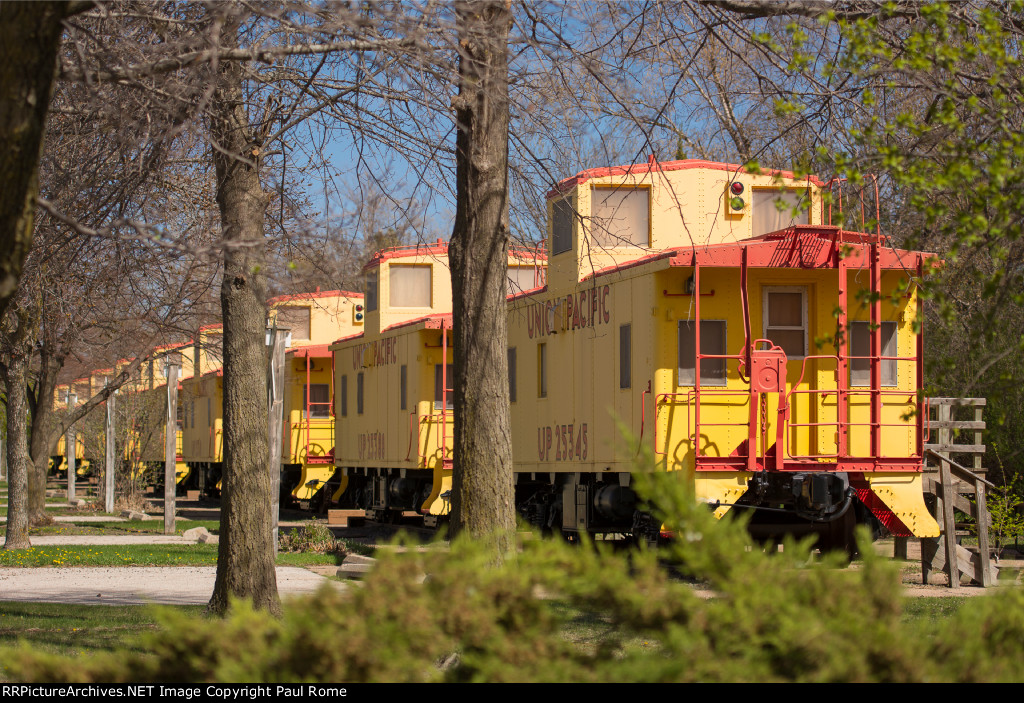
[701,0,941,20]
[60,39,423,83]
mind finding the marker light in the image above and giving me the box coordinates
[730,196,746,210]
[730,181,744,195]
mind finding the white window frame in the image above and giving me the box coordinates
[763,286,808,360]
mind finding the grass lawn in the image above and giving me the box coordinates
[0,505,84,518]
[275,551,346,567]
[901,596,970,627]
[0,601,203,662]
[0,542,365,567]
[30,519,222,537]
[0,544,220,567]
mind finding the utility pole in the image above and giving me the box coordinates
[66,390,77,501]
[163,359,180,535]
[104,391,116,513]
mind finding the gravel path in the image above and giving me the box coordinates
[0,566,342,605]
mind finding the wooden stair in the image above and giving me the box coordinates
[921,448,998,587]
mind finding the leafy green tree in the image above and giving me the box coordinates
[702,0,1024,477]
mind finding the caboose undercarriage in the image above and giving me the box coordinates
[514,469,864,551]
[340,466,439,523]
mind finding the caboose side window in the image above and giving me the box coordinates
[366,271,378,312]
[508,347,517,402]
[678,320,727,386]
[763,287,807,359]
[390,264,432,308]
[357,372,364,415]
[850,321,898,387]
[340,375,348,417]
[619,324,631,389]
[538,343,547,398]
[552,197,573,256]
[752,188,810,237]
[434,364,453,410]
[591,186,650,248]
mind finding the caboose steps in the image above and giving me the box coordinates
[920,448,998,587]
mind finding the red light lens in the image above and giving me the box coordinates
[730,181,744,195]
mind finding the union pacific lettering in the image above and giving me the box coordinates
[351,337,398,370]
[526,285,610,339]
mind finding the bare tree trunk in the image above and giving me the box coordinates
[27,348,60,525]
[0,2,69,321]
[1,314,34,550]
[448,0,515,553]
[207,17,280,615]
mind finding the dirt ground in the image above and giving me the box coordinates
[872,538,1024,597]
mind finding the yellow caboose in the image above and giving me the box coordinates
[181,324,225,495]
[50,384,87,477]
[181,290,364,504]
[136,346,194,488]
[509,159,939,548]
[272,289,364,509]
[331,241,546,524]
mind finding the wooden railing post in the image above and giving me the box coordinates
[974,478,993,587]
[937,448,959,588]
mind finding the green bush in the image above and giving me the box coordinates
[278,520,343,555]
[7,463,1024,682]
